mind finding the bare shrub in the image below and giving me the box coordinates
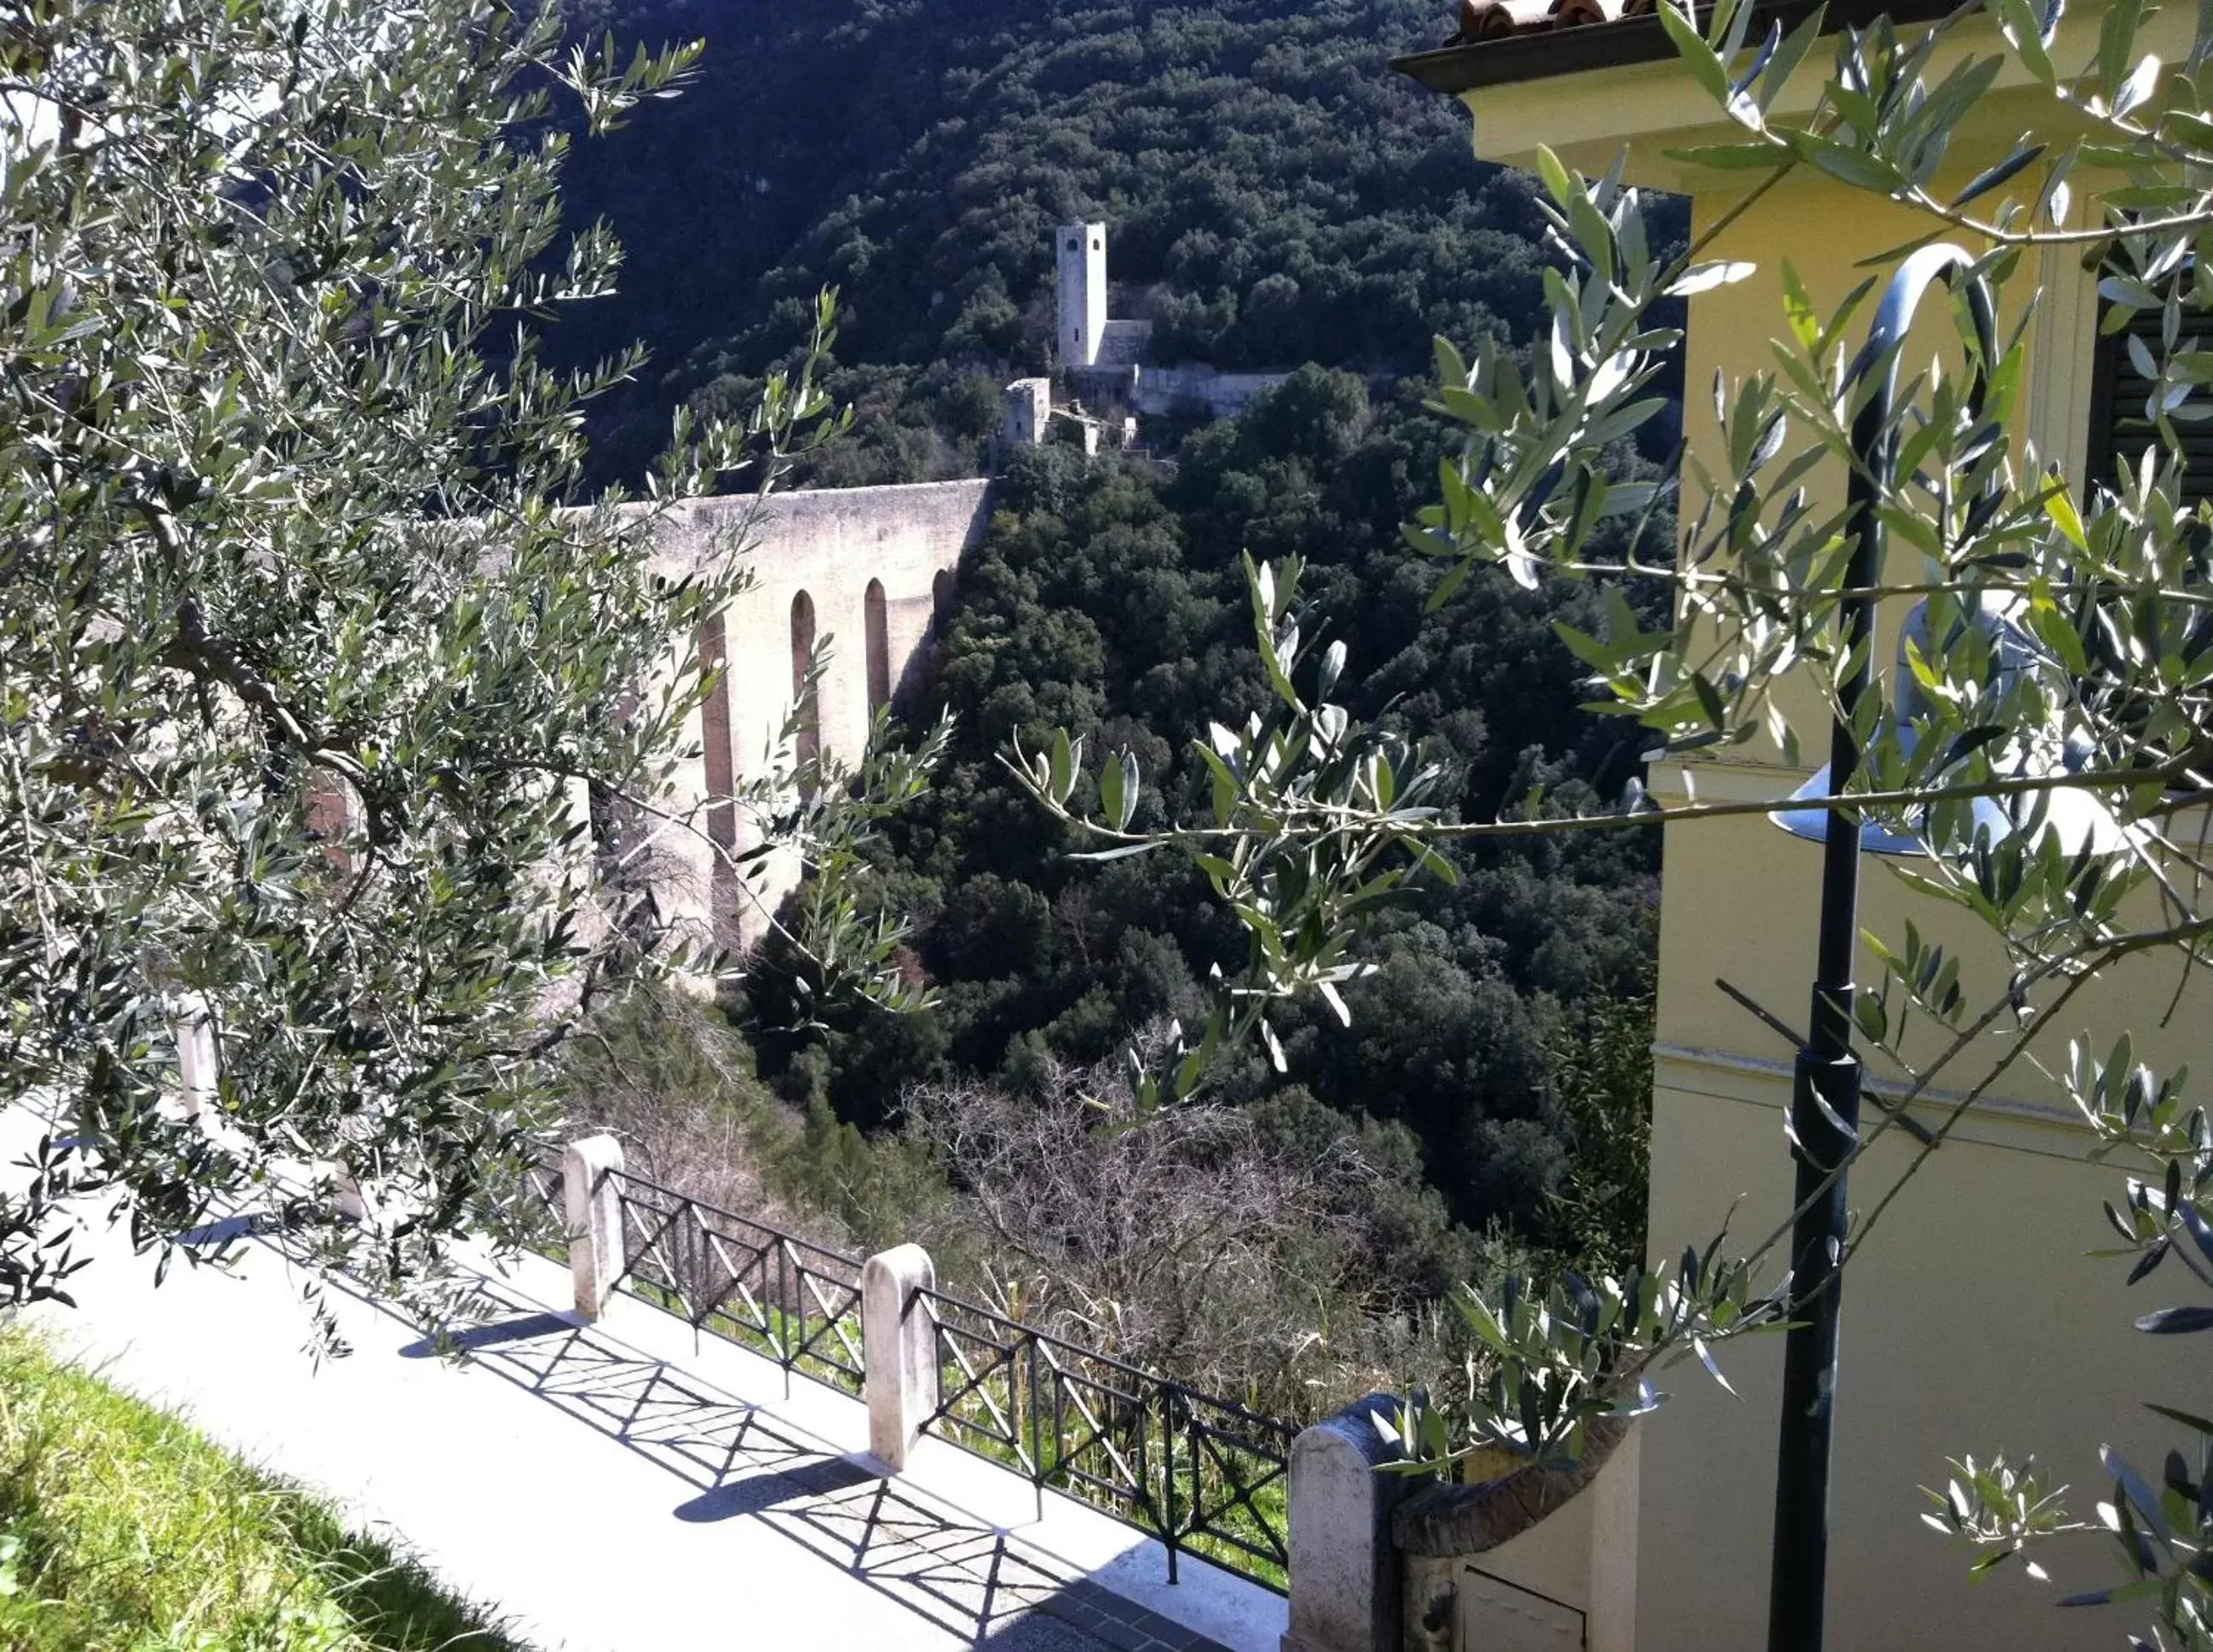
[899,1040,1480,1420]
[554,985,815,1243]
[550,991,1495,1422]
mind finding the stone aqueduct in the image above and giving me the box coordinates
[626,219,1270,966]
[640,478,994,956]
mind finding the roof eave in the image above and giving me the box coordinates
[1390,0,1962,95]
[1391,16,1677,93]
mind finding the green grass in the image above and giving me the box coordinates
[0,1325,524,1652]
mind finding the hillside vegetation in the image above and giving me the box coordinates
[554,0,1593,485]
[549,0,1679,1297]
[744,370,1666,1270]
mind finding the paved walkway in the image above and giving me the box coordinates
[23,1206,1286,1652]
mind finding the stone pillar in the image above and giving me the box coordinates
[1282,1393,1416,1652]
[861,1242,938,1471]
[330,1165,372,1223]
[304,766,359,875]
[563,1134,626,1321]
[173,1001,217,1120]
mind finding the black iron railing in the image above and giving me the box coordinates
[918,1286,1292,1591]
[604,1167,867,1398]
[522,1146,1293,1588]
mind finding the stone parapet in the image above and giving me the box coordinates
[1396,1421,1639,1652]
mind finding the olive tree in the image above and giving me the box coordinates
[0,0,925,1329]
[1017,0,2213,1638]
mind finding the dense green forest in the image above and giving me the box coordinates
[548,0,1683,1308]
[746,371,1665,1274]
[551,0,1676,486]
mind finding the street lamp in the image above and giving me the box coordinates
[1757,241,1999,1652]
[1773,596,2132,857]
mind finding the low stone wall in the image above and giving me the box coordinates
[1131,364,1292,420]
[1397,1421,1638,1652]
[1278,1400,1639,1652]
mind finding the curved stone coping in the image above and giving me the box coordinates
[1391,1417,1627,1556]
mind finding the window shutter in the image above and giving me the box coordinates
[2087,302,2213,506]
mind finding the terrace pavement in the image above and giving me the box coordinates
[20,1197,1288,1652]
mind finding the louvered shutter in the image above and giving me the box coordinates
[2087,303,2213,506]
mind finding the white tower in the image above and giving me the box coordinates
[1055,222,1107,369]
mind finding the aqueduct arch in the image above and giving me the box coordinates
[789,588,820,775]
[640,479,992,958]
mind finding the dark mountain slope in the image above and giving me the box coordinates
[554,1,1671,1271]
[556,0,1558,482]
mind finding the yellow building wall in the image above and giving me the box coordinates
[1645,178,2207,1652]
[1448,32,2213,1648]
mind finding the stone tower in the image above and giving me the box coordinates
[1002,377,1052,447]
[1055,221,1107,369]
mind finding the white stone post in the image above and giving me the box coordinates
[173,1001,218,1120]
[563,1134,626,1322]
[1282,1394,1415,1652]
[861,1242,938,1471]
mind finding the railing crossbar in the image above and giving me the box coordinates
[599,1166,865,1398]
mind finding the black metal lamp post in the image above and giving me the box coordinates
[1760,242,1997,1652]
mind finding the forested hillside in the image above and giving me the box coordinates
[746,369,1667,1265]
[552,0,1680,1290]
[555,0,1585,485]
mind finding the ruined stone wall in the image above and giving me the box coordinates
[1132,364,1293,420]
[638,479,993,961]
[1094,318,1153,369]
[1002,377,1052,447]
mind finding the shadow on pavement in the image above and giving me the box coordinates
[285,1247,1230,1652]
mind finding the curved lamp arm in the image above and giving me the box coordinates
[1772,244,2002,854]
